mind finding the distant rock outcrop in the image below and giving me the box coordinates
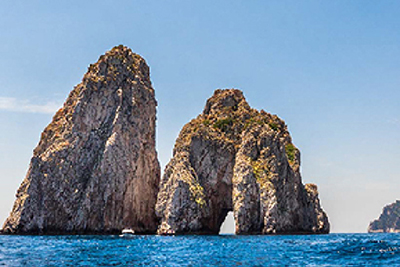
[368,200,400,233]
[2,45,160,234]
[156,89,329,235]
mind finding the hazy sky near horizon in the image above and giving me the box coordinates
[0,1,399,233]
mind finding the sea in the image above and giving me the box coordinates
[0,233,399,266]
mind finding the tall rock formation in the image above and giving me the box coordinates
[156,89,329,235]
[2,45,160,234]
[368,200,400,233]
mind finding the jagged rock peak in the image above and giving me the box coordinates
[173,89,288,154]
[203,89,250,115]
[2,45,160,234]
[368,200,400,233]
[84,45,152,88]
[156,89,329,235]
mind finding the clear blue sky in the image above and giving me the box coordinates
[0,1,399,233]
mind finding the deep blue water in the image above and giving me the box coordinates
[0,234,399,266]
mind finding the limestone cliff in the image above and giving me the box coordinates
[156,89,329,235]
[368,200,400,233]
[2,45,160,234]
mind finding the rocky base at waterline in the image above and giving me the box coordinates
[2,45,160,235]
[368,200,400,233]
[156,89,329,235]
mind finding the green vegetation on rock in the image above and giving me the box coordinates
[249,157,274,192]
[202,119,211,127]
[268,122,278,131]
[285,144,296,163]
[213,118,234,132]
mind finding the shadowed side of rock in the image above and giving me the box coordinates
[2,45,160,234]
[156,89,329,235]
[156,136,236,234]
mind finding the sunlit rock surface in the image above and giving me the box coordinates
[2,45,160,234]
[368,200,400,233]
[156,89,329,235]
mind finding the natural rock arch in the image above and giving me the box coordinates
[156,89,329,235]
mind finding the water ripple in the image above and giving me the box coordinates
[0,234,399,266]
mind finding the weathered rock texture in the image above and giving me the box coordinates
[2,45,160,234]
[368,200,400,233]
[156,89,329,235]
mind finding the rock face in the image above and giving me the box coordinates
[368,200,400,233]
[2,45,160,234]
[156,89,329,235]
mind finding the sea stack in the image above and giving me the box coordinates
[2,45,160,234]
[368,200,400,233]
[156,89,329,235]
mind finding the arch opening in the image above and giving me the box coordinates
[219,211,236,235]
